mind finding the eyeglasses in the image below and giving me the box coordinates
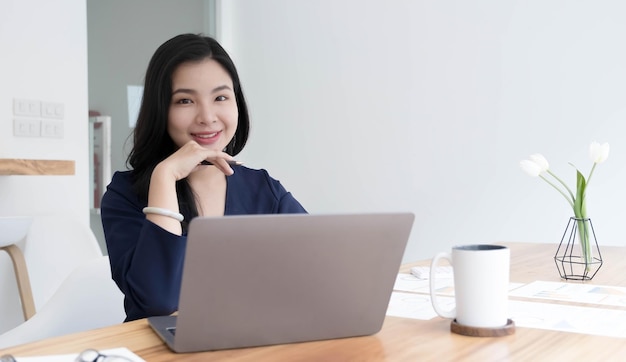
[1,349,132,362]
[75,349,132,362]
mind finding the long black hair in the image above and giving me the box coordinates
[127,33,250,227]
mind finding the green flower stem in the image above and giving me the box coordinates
[542,168,592,271]
[547,169,576,202]
[573,169,591,271]
[539,175,574,208]
[586,163,598,187]
[575,217,592,272]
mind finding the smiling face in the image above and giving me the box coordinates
[168,58,238,151]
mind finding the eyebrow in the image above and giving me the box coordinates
[172,85,233,95]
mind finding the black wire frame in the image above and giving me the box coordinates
[554,217,603,281]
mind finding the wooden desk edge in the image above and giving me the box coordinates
[0,319,157,356]
[0,159,75,175]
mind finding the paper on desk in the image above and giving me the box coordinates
[510,299,626,338]
[386,291,442,320]
[509,280,626,307]
[393,274,433,293]
[386,291,626,338]
[14,347,145,362]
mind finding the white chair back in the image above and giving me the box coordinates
[0,255,125,349]
[0,216,103,333]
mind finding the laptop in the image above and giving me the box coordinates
[148,212,415,353]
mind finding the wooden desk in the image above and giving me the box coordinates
[3,242,626,360]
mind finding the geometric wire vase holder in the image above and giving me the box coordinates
[554,217,603,281]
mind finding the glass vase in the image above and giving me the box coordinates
[554,217,602,281]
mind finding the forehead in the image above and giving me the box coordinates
[171,58,233,88]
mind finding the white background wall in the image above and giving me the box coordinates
[0,0,89,333]
[0,0,88,222]
[218,0,626,262]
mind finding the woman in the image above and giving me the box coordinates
[101,34,306,322]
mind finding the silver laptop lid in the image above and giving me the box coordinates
[173,212,414,352]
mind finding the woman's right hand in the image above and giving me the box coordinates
[155,140,237,181]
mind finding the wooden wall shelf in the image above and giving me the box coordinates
[0,159,75,175]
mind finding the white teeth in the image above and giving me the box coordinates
[196,133,217,138]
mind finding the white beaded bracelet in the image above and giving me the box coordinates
[142,207,184,222]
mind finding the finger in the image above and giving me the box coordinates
[200,151,240,166]
[213,158,235,176]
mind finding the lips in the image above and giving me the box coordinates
[192,131,221,145]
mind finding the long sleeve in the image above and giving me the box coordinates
[101,167,306,322]
[101,172,187,321]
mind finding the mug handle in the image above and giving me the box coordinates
[429,252,455,319]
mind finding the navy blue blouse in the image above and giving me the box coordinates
[101,166,307,321]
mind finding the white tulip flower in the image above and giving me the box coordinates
[529,154,550,172]
[520,159,542,177]
[589,142,610,164]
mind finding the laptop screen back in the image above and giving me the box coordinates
[168,213,414,352]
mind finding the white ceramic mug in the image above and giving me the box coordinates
[429,244,510,328]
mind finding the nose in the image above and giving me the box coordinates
[196,102,217,124]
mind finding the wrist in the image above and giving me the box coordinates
[148,164,181,213]
[151,162,179,183]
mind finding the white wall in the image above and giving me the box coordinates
[0,0,89,332]
[0,0,88,220]
[219,0,626,262]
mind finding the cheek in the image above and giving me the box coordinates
[166,110,189,145]
[225,107,239,129]
[167,109,187,131]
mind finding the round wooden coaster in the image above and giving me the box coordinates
[450,319,515,337]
